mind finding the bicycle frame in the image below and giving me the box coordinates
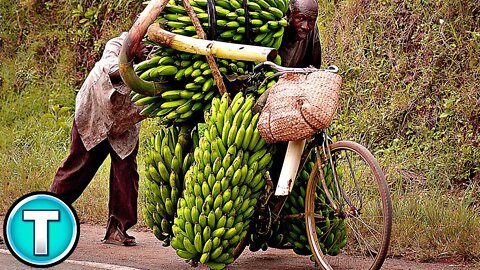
[256,131,329,226]
[258,127,364,230]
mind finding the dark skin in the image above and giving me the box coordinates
[288,0,318,41]
[109,42,150,84]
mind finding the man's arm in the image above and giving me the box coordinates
[103,34,149,85]
[101,34,126,77]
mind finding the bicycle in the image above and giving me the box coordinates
[120,1,392,269]
[222,61,393,270]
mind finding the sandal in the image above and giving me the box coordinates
[102,227,136,246]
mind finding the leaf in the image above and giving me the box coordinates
[59,106,73,115]
[439,112,450,118]
[42,113,55,120]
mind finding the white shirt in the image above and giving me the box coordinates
[74,32,145,159]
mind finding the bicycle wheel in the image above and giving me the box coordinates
[304,140,392,270]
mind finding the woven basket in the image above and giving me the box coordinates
[257,71,342,143]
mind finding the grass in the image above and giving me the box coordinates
[0,0,479,265]
[318,0,480,263]
[391,191,480,262]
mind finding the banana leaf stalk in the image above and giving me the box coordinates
[147,24,277,64]
[119,0,171,96]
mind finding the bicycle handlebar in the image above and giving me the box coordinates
[253,61,340,74]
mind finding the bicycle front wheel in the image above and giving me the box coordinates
[304,141,392,270]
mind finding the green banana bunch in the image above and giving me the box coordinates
[143,125,196,245]
[170,93,274,269]
[316,162,348,256]
[132,0,289,120]
[133,51,220,124]
[247,218,289,252]
[280,160,348,260]
[159,0,287,50]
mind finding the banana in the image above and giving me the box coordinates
[193,0,208,7]
[269,7,284,19]
[256,0,271,9]
[259,10,276,21]
[135,96,160,106]
[276,0,287,13]
[260,31,275,46]
[211,227,225,238]
[174,68,186,81]
[209,246,223,260]
[176,249,196,260]
[272,35,283,49]
[220,30,236,39]
[140,102,161,116]
[253,31,269,43]
[183,237,198,254]
[174,100,192,114]
[223,227,237,240]
[167,21,187,29]
[226,11,238,20]
[159,99,188,109]
[215,6,230,17]
[247,2,262,11]
[205,262,226,270]
[226,21,240,28]
[135,56,161,72]
[165,4,186,14]
[250,19,264,27]
[161,90,183,100]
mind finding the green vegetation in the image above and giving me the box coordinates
[0,0,478,264]
[319,0,480,263]
[0,0,146,223]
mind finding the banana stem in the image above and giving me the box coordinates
[119,0,171,96]
[147,24,277,63]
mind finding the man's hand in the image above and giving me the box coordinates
[134,43,152,63]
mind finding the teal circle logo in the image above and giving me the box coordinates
[3,192,79,267]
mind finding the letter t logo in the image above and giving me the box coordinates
[23,210,60,256]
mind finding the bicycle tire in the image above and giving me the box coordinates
[304,140,392,270]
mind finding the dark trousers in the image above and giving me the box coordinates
[50,121,139,237]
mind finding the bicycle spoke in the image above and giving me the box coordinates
[347,220,369,255]
[348,218,379,258]
[351,218,381,249]
[353,217,382,238]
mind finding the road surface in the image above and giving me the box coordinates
[0,223,475,270]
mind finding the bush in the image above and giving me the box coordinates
[320,0,480,188]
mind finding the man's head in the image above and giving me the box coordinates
[288,0,318,41]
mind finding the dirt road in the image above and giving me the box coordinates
[0,222,475,270]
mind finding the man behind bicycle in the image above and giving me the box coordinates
[279,0,321,68]
[267,0,322,181]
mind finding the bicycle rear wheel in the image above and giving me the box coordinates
[304,141,392,270]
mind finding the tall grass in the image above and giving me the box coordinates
[319,0,480,262]
[0,0,146,226]
[391,191,480,262]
